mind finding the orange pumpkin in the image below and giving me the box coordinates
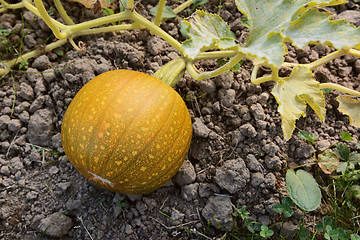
[61,70,192,194]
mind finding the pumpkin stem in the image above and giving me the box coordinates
[153,58,186,87]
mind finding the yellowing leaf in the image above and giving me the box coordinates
[337,95,360,127]
[70,0,111,9]
[272,66,325,140]
[285,8,360,50]
[182,10,237,59]
[234,0,347,67]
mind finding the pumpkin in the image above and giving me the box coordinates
[61,70,192,194]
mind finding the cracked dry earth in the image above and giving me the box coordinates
[1,0,360,239]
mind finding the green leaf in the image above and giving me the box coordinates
[119,0,127,12]
[341,131,353,141]
[337,96,360,128]
[192,0,207,10]
[182,10,237,59]
[299,130,318,143]
[317,150,339,174]
[334,143,350,161]
[260,225,274,238]
[351,234,360,240]
[349,152,360,165]
[284,8,360,50]
[273,203,284,213]
[298,226,311,240]
[150,5,177,18]
[321,88,333,95]
[272,66,325,140]
[234,0,347,67]
[336,161,348,173]
[286,169,321,211]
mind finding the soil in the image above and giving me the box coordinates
[0,0,359,239]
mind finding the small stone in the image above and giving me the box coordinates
[57,182,71,191]
[250,103,265,120]
[317,139,331,152]
[19,82,34,101]
[24,35,37,48]
[147,36,166,55]
[49,166,59,175]
[232,130,245,146]
[258,92,270,105]
[263,143,280,157]
[239,123,257,138]
[202,196,234,231]
[66,199,82,210]
[0,115,11,129]
[36,212,74,238]
[338,66,352,78]
[198,79,216,93]
[0,166,10,176]
[333,10,360,27]
[295,144,314,159]
[8,119,21,132]
[181,183,199,201]
[32,55,51,71]
[246,154,262,172]
[250,172,265,187]
[193,118,211,138]
[212,101,221,113]
[218,89,236,108]
[281,221,297,238]
[264,173,276,189]
[43,70,56,82]
[214,158,250,193]
[174,160,196,186]
[135,201,148,215]
[265,156,282,171]
[26,109,54,146]
[26,191,38,200]
[10,157,24,172]
[214,72,234,89]
[125,224,133,234]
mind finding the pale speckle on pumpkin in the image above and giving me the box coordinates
[88,171,114,187]
[148,154,154,159]
[132,151,138,156]
[100,145,105,150]
[115,161,121,165]
[80,144,84,149]
[98,132,104,138]
[88,126,93,133]
[140,167,146,171]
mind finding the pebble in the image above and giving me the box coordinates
[36,212,74,238]
[19,82,34,101]
[250,172,265,187]
[32,55,51,71]
[246,154,262,172]
[214,158,250,193]
[202,196,234,231]
[239,123,257,138]
[192,118,211,138]
[181,183,199,201]
[218,89,236,108]
[26,109,54,146]
[174,160,196,186]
